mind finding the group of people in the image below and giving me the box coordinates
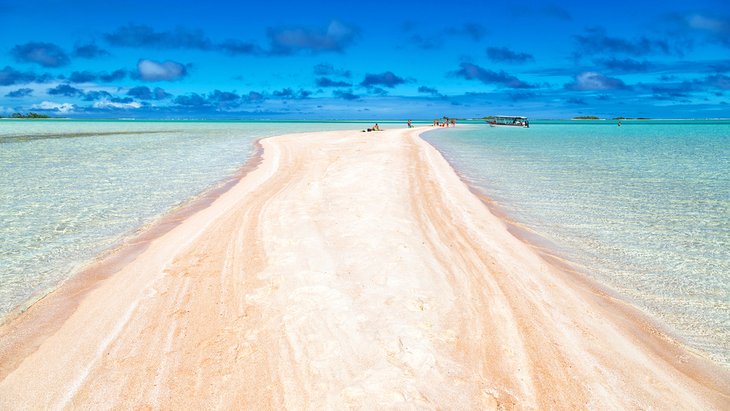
[364,117,457,133]
[433,117,456,127]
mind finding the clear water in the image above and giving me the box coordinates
[0,120,372,317]
[423,120,730,366]
[2,119,728,368]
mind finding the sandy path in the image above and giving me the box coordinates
[0,128,728,409]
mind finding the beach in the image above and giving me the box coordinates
[0,127,728,409]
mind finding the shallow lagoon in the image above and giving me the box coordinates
[0,120,370,317]
[424,120,730,366]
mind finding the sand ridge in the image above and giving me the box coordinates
[0,127,728,409]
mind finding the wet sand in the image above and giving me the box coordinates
[0,128,728,409]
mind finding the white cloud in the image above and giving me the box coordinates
[31,101,75,113]
[687,14,729,34]
[565,71,627,91]
[137,59,187,81]
[92,98,142,109]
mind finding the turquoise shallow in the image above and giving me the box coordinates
[1,119,728,368]
[0,120,370,319]
[424,120,730,366]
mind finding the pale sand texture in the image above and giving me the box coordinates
[0,128,728,409]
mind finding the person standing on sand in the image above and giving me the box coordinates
[407,120,413,128]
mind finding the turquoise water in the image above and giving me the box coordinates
[423,121,730,366]
[0,120,371,317]
[2,120,728,368]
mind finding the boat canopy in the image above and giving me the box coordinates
[486,115,530,127]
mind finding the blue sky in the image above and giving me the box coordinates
[0,0,728,119]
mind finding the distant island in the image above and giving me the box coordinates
[572,116,601,120]
[1,112,51,119]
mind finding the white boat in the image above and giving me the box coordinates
[486,116,529,128]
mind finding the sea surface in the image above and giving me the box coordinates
[0,120,370,318]
[424,120,730,366]
[1,119,728,369]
